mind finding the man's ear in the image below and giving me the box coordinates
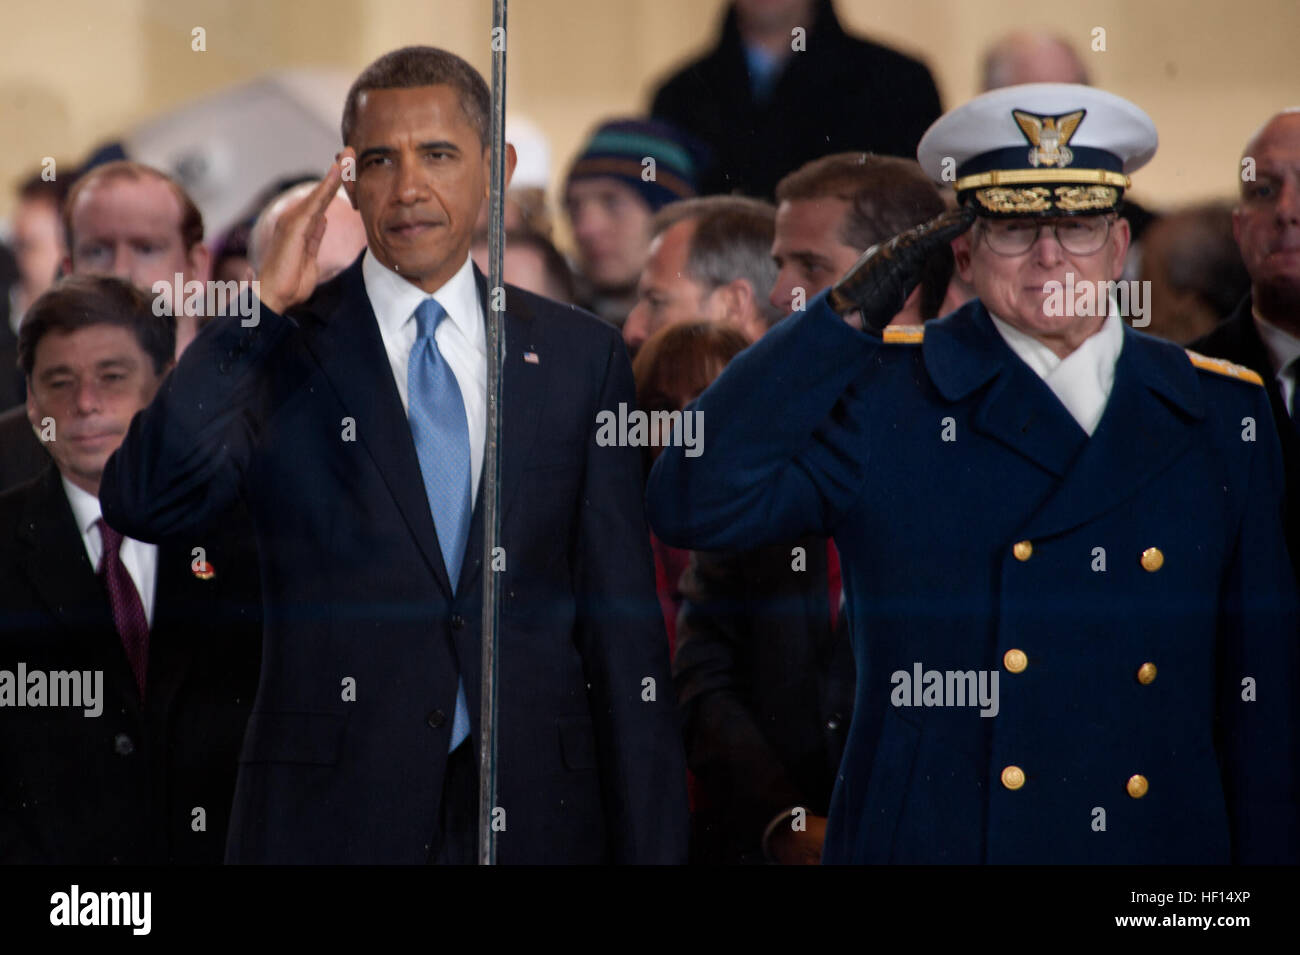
[504,142,518,191]
[1231,205,1243,247]
[186,242,212,284]
[337,147,359,210]
[484,143,519,198]
[952,233,975,285]
[25,384,39,433]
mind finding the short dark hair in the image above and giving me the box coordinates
[63,161,204,257]
[342,46,490,149]
[652,196,782,326]
[776,153,953,320]
[18,274,175,379]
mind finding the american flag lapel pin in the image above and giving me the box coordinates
[523,350,540,364]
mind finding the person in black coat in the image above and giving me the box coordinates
[650,0,942,199]
[1192,109,1300,582]
[0,275,261,864]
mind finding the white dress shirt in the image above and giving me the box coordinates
[363,250,487,508]
[988,308,1124,437]
[1253,308,1300,415]
[63,476,157,627]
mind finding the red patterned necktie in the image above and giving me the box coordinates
[95,517,150,697]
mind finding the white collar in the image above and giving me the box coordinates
[362,249,484,352]
[61,474,103,538]
[1252,307,1300,379]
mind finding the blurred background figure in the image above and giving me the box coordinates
[624,195,780,355]
[471,228,577,304]
[62,161,211,357]
[631,320,749,654]
[248,179,368,287]
[980,29,1090,90]
[564,118,700,328]
[771,152,958,322]
[475,116,555,239]
[1138,202,1248,344]
[1,172,69,409]
[651,0,941,198]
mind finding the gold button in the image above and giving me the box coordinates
[1012,540,1033,562]
[1001,765,1025,790]
[1140,547,1164,572]
[1136,662,1157,685]
[1003,649,1028,673]
[1126,774,1149,798]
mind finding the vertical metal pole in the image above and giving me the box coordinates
[478,0,508,866]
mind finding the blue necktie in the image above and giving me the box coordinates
[408,298,472,752]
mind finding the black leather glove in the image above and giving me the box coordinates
[828,205,976,333]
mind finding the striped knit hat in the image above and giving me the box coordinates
[565,118,701,212]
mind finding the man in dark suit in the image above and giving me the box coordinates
[650,0,941,198]
[101,46,687,864]
[0,275,261,863]
[1192,109,1300,580]
[648,85,1299,864]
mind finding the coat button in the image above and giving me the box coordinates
[427,710,446,729]
[1003,648,1028,673]
[826,717,840,731]
[1001,765,1025,790]
[450,614,465,630]
[1012,540,1033,561]
[1140,547,1164,572]
[1127,774,1149,798]
[113,733,135,756]
[1136,662,1157,684]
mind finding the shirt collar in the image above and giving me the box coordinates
[1252,307,1300,378]
[362,249,484,352]
[61,474,102,538]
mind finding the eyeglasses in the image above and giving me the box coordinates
[978,215,1115,256]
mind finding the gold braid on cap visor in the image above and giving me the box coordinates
[954,169,1131,216]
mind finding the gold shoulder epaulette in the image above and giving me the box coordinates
[882,325,925,344]
[1185,349,1264,386]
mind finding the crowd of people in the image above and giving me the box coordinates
[1,0,1297,866]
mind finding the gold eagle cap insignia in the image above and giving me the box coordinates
[1012,109,1086,168]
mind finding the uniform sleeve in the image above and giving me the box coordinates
[1218,384,1300,863]
[646,291,879,551]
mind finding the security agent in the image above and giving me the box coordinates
[647,83,1300,864]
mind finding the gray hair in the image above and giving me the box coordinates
[653,196,782,326]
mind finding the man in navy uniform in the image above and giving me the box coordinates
[648,84,1300,864]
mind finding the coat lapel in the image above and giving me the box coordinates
[1020,328,1205,540]
[18,467,140,704]
[454,270,546,599]
[925,301,1087,478]
[301,261,454,597]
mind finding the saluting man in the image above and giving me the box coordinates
[647,83,1300,864]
